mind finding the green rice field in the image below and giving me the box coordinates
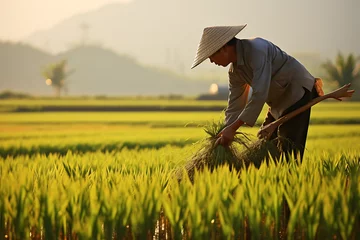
[1,100,360,239]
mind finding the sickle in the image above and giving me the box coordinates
[258,82,355,140]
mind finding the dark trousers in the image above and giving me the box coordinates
[264,85,319,161]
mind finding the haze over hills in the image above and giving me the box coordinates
[0,41,210,96]
[2,0,359,96]
[24,0,360,76]
[0,42,53,94]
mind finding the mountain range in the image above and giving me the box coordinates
[0,41,210,96]
[2,0,359,96]
[23,0,360,75]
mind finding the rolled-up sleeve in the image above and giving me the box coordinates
[225,70,250,125]
[237,52,271,126]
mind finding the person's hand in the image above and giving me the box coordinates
[257,126,269,139]
[215,125,237,146]
[257,122,276,140]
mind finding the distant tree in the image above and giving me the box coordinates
[322,52,360,87]
[42,60,74,97]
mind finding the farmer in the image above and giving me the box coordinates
[191,24,320,160]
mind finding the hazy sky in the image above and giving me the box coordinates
[0,0,131,40]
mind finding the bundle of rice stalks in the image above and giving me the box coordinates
[176,120,281,182]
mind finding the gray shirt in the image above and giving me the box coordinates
[225,38,315,126]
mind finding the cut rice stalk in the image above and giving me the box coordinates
[176,120,281,182]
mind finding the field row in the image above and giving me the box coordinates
[1,107,360,126]
[1,125,360,158]
[1,101,360,239]
[1,146,360,239]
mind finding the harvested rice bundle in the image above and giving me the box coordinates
[237,138,281,168]
[176,120,280,182]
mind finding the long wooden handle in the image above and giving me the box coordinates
[258,83,355,140]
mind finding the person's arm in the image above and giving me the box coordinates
[225,68,250,125]
[235,50,272,127]
[217,66,250,146]
[218,48,272,146]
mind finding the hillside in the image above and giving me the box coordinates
[0,42,210,96]
[0,42,53,94]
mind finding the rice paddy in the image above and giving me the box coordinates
[1,100,360,239]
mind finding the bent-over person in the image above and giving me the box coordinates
[191,24,320,161]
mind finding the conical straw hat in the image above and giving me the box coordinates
[191,24,247,69]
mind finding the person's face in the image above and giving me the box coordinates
[209,46,232,67]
